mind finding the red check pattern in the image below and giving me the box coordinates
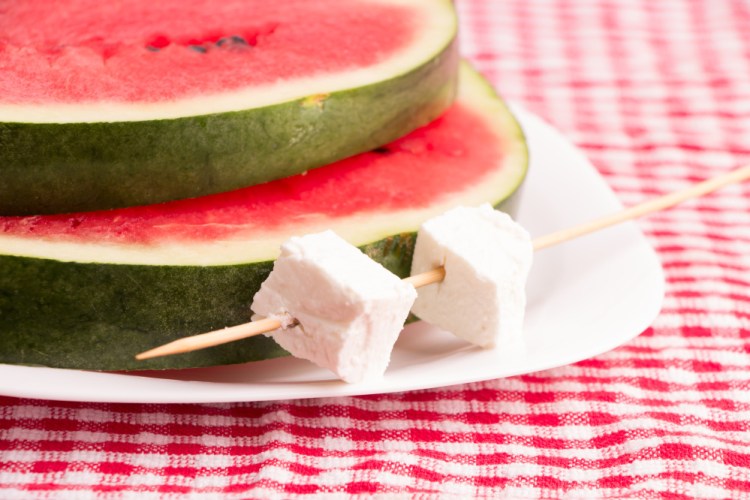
[3,0,750,497]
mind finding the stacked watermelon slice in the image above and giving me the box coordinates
[0,0,528,370]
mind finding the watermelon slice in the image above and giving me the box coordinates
[0,0,458,215]
[0,63,527,371]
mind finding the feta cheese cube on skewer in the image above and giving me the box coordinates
[410,204,533,349]
[251,230,417,384]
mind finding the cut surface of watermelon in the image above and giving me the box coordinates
[0,0,458,215]
[0,63,528,371]
[3,1,413,106]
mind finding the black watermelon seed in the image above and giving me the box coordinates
[188,45,207,53]
[217,35,249,48]
[373,147,390,154]
[146,45,160,52]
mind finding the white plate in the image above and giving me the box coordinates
[0,106,665,403]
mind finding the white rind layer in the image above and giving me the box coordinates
[0,0,456,123]
[0,64,527,265]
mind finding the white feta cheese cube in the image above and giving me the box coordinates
[410,204,533,349]
[251,230,417,383]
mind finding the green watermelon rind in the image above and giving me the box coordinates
[0,3,459,216]
[0,65,528,372]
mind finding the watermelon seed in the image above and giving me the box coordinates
[216,35,249,48]
[373,147,391,154]
[188,45,207,53]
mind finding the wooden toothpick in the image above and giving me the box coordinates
[135,164,750,361]
[531,164,750,251]
[135,317,284,361]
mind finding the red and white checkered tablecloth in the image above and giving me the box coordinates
[3,0,750,497]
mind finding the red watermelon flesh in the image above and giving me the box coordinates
[2,106,493,242]
[0,0,416,104]
[0,64,526,266]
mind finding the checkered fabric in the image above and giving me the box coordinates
[2,0,750,497]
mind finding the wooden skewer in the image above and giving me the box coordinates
[135,164,750,361]
[532,164,750,251]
